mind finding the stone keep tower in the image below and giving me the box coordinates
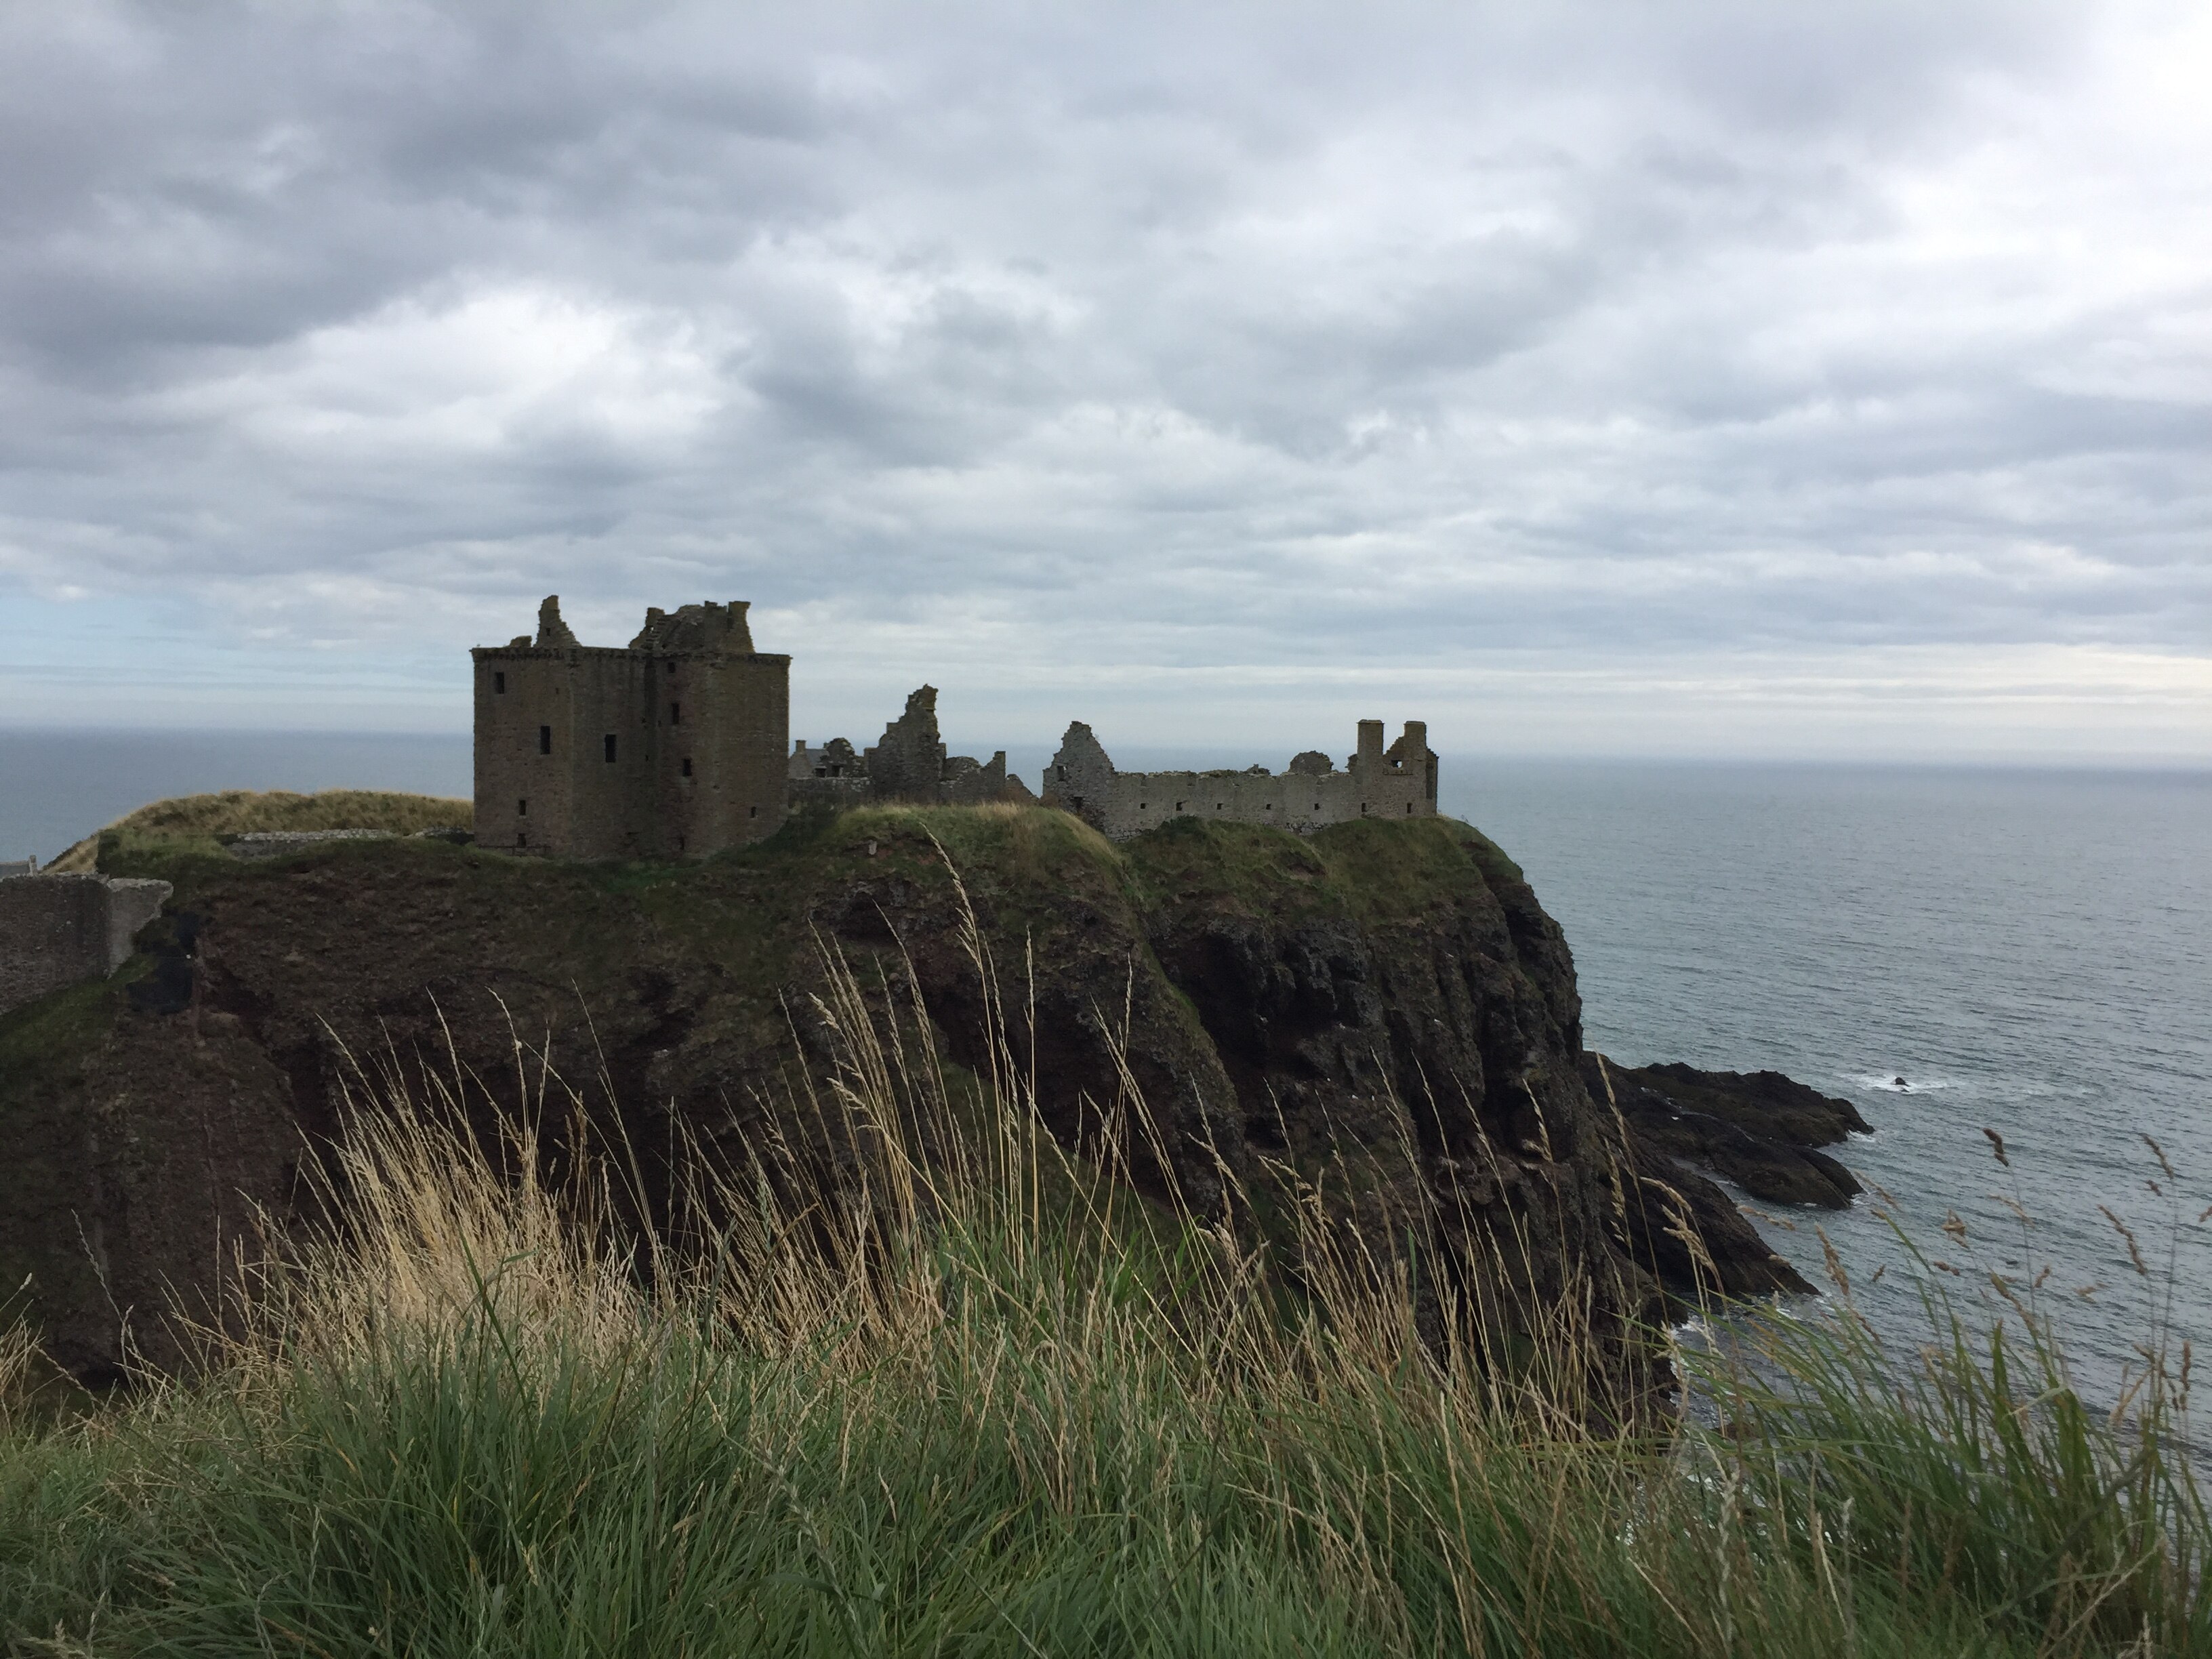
[472,596,790,859]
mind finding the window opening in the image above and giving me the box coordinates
[665,660,676,676]
[681,758,693,777]
[748,805,758,818]
[605,734,618,763]
[516,831,528,848]
[670,701,681,725]
[493,671,506,694]
[538,725,551,755]
[517,798,527,817]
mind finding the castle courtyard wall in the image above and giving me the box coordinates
[0,874,173,1017]
[1048,720,1438,842]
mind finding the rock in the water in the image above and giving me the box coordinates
[1582,1052,1867,1210]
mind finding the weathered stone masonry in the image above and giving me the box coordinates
[473,596,791,859]
[0,873,172,1017]
[789,685,1035,811]
[1045,718,1437,842]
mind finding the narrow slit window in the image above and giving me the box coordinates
[680,758,693,777]
[604,734,617,763]
[670,701,681,725]
[665,660,676,676]
[516,798,527,817]
[493,671,506,694]
[538,725,551,755]
[516,831,528,848]
[749,805,758,818]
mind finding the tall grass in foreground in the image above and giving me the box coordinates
[1,878,2204,1655]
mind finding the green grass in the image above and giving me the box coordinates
[0,979,117,1100]
[47,789,472,872]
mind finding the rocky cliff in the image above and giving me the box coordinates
[0,806,1853,1391]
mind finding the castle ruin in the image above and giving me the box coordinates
[1044,719,1437,842]
[472,596,790,859]
[472,596,1438,857]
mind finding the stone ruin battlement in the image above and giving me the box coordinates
[471,595,1439,859]
[1042,719,1438,842]
[790,685,1034,811]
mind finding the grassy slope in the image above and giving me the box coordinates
[45,788,473,872]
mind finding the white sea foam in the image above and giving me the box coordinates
[1849,1073,1962,1095]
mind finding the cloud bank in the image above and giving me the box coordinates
[1,1,2207,759]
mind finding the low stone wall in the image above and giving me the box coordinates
[0,873,173,1017]
[1044,719,1438,842]
[228,829,395,859]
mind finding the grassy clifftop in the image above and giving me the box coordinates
[46,788,472,871]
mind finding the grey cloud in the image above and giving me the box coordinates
[0,0,2204,752]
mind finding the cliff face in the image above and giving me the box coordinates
[0,808,1818,1390]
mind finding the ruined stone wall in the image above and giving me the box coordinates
[788,739,872,810]
[474,625,581,857]
[673,652,790,854]
[1046,720,1439,842]
[563,648,661,858]
[0,874,172,1017]
[864,687,950,802]
[789,688,1033,812]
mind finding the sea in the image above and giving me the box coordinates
[4,730,2208,1402]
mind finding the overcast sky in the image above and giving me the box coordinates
[1,1,2207,762]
